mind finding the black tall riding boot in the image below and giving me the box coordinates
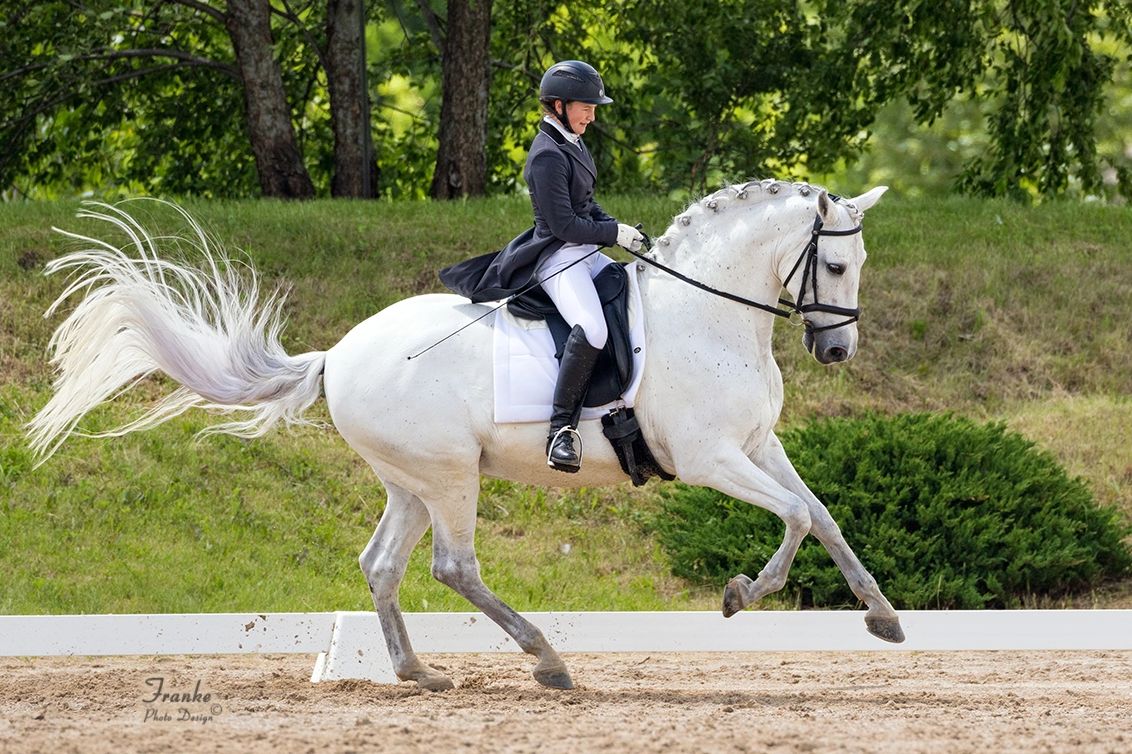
[546,325,602,473]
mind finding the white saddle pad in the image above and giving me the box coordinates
[492,263,646,424]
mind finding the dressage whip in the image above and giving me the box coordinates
[406,226,652,361]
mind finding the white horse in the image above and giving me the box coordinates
[29,181,903,691]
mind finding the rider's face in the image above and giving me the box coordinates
[559,101,597,135]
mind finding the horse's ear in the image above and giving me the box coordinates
[817,189,836,223]
[847,186,889,213]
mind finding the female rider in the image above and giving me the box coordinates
[439,60,645,473]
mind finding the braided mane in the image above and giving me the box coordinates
[653,179,848,252]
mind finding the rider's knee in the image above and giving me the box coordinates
[580,318,607,349]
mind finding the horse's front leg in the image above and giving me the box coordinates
[676,444,813,614]
[754,432,905,643]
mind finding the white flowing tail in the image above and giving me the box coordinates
[27,200,326,462]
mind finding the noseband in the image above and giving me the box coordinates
[627,212,863,335]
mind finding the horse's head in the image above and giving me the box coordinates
[780,186,887,365]
[648,180,887,365]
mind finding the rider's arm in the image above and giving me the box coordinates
[589,200,616,224]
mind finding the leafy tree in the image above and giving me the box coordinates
[225,0,316,197]
[327,0,378,197]
[619,0,1131,200]
[807,0,1132,200]
[2,1,1129,200]
[0,1,384,198]
[0,1,318,198]
[620,0,816,193]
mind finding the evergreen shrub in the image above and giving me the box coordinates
[652,413,1131,608]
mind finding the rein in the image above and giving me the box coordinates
[625,213,863,334]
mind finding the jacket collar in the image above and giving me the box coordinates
[542,115,581,145]
[539,120,597,180]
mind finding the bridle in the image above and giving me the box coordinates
[625,211,863,336]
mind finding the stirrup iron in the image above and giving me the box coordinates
[547,425,582,471]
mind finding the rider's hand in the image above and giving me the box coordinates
[616,223,645,252]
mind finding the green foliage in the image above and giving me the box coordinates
[1,2,260,198]
[952,1,1127,198]
[652,414,1132,609]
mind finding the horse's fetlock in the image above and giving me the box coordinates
[852,575,879,596]
[764,573,788,593]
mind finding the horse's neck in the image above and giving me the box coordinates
[638,228,784,358]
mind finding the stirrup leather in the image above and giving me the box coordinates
[546,425,582,469]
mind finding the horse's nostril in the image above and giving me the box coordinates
[827,346,848,362]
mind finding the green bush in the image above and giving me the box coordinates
[652,413,1132,609]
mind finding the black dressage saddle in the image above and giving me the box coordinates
[506,263,673,487]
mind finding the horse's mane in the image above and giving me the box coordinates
[654,179,843,251]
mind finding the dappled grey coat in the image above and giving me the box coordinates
[438,121,619,302]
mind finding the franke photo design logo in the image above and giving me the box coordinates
[141,677,224,725]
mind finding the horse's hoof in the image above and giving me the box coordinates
[722,574,753,618]
[533,664,574,690]
[405,667,456,692]
[416,674,456,692]
[865,614,906,644]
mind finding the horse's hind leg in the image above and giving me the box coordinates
[359,481,455,691]
[423,475,574,690]
[756,433,905,643]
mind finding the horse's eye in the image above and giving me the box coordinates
[826,263,846,276]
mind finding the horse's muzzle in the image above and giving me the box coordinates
[805,330,854,365]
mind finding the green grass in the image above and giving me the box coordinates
[2,194,1130,613]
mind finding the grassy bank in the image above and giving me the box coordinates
[2,194,1130,613]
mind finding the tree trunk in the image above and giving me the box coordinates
[327,0,376,197]
[430,0,493,199]
[225,0,314,199]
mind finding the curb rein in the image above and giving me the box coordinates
[626,213,864,336]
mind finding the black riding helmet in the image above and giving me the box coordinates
[539,60,613,133]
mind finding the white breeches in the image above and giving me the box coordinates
[536,243,615,349]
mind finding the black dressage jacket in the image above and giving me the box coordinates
[438,120,619,302]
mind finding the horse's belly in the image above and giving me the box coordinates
[480,421,632,488]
